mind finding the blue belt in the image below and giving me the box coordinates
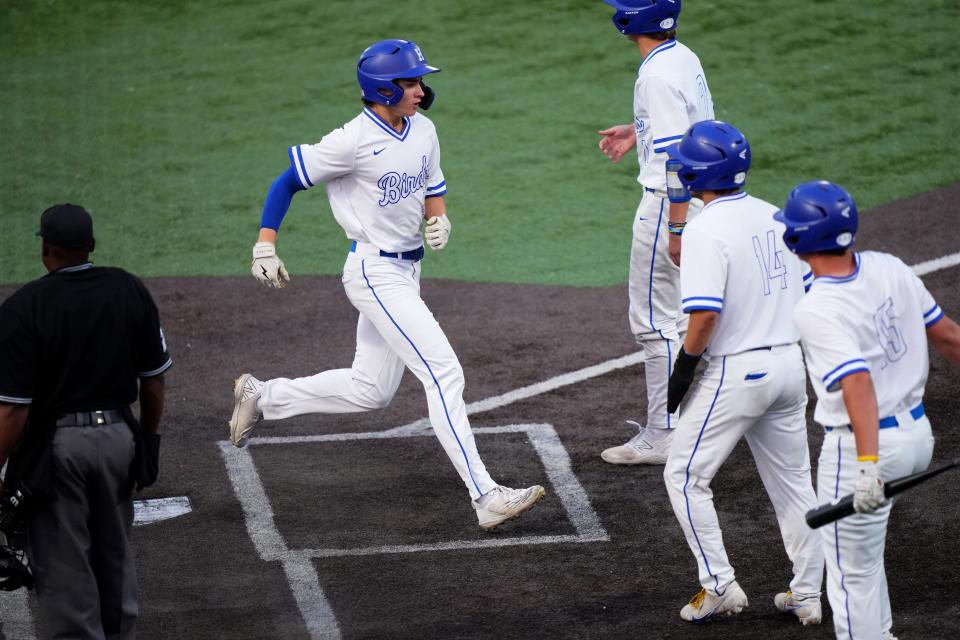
[825,403,925,432]
[350,240,424,262]
[645,187,656,194]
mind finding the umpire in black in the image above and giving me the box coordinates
[0,203,171,639]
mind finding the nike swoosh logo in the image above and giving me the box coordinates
[373,148,386,156]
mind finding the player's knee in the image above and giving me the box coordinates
[354,381,397,409]
[425,360,465,393]
[663,458,686,493]
[365,389,395,409]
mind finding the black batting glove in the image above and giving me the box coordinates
[667,348,702,414]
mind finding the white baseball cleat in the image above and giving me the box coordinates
[774,591,822,626]
[229,374,263,448]
[600,423,673,465]
[680,582,749,623]
[473,485,545,531]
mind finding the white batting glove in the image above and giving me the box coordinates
[424,215,451,251]
[251,241,290,289]
[853,461,886,513]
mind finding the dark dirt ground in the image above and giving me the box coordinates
[1,184,959,639]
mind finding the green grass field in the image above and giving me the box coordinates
[2,0,958,285]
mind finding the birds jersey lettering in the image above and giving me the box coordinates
[377,156,429,206]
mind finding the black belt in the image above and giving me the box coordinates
[55,410,125,427]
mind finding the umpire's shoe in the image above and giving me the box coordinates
[680,582,748,623]
[774,591,822,626]
[473,485,545,531]
[229,374,263,448]
[601,423,673,465]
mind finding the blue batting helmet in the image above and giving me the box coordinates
[357,39,440,109]
[603,0,681,35]
[665,120,750,192]
[773,181,858,254]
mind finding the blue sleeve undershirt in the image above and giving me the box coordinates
[259,166,306,230]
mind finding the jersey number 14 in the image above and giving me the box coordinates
[752,230,787,296]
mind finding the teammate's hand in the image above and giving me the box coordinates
[425,214,451,251]
[598,125,636,163]
[667,348,701,413]
[669,235,682,266]
[853,461,886,513]
[251,241,290,288]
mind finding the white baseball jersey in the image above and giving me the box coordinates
[634,40,714,192]
[289,107,447,252]
[679,192,809,356]
[794,251,942,426]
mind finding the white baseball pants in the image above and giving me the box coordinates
[664,344,823,597]
[627,191,702,430]
[818,413,933,640]
[259,244,497,500]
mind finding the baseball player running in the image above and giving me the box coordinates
[661,121,823,624]
[775,181,960,640]
[227,39,544,532]
[598,0,714,465]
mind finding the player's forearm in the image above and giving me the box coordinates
[0,402,29,473]
[839,371,880,460]
[138,374,165,435]
[668,200,689,224]
[927,315,960,365]
[424,195,446,219]
[683,310,719,356]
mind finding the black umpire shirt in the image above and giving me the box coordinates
[0,263,172,415]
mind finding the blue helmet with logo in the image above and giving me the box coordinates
[357,39,440,109]
[773,181,858,254]
[603,0,681,35]
[665,120,750,192]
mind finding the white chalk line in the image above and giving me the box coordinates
[912,251,960,277]
[384,351,645,436]
[221,423,606,640]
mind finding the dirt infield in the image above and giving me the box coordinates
[1,184,958,639]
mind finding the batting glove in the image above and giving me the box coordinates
[853,461,886,513]
[424,215,451,251]
[251,241,290,289]
[667,348,701,414]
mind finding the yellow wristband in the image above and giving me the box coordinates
[857,455,879,462]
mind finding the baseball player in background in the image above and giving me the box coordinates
[775,181,960,640]
[227,39,545,532]
[597,0,714,465]
[661,121,823,624]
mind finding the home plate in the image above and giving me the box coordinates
[134,496,192,526]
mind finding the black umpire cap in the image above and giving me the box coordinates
[37,203,94,249]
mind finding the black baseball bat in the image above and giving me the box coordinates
[805,457,960,529]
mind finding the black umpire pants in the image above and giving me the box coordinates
[27,420,137,640]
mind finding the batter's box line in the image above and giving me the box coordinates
[219,423,607,640]
[218,423,608,564]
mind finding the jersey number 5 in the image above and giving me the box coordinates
[752,230,787,296]
[874,297,907,367]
